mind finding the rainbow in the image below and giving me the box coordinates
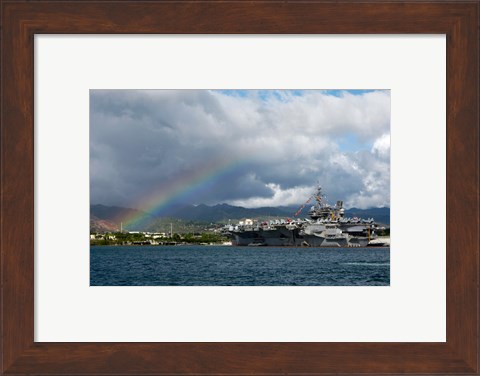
[121,156,250,230]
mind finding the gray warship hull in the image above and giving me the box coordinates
[227,225,370,248]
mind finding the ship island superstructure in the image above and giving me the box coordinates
[223,186,379,247]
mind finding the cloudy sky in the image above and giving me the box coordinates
[90,90,390,212]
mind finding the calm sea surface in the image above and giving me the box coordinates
[90,245,389,286]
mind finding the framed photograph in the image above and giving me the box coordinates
[89,88,391,287]
[1,1,478,374]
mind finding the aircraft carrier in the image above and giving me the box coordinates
[223,186,381,247]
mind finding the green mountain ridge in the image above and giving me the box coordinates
[91,203,390,233]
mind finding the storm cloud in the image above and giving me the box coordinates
[90,90,390,210]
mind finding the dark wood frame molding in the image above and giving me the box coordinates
[1,1,479,374]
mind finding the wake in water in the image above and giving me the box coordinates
[341,262,390,266]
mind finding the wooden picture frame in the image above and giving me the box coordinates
[1,1,478,374]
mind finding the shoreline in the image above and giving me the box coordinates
[91,243,390,249]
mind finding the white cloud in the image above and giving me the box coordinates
[90,90,390,209]
[229,184,315,208]
[372,133,391,159]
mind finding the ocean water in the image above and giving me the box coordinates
[90,245,389,286]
